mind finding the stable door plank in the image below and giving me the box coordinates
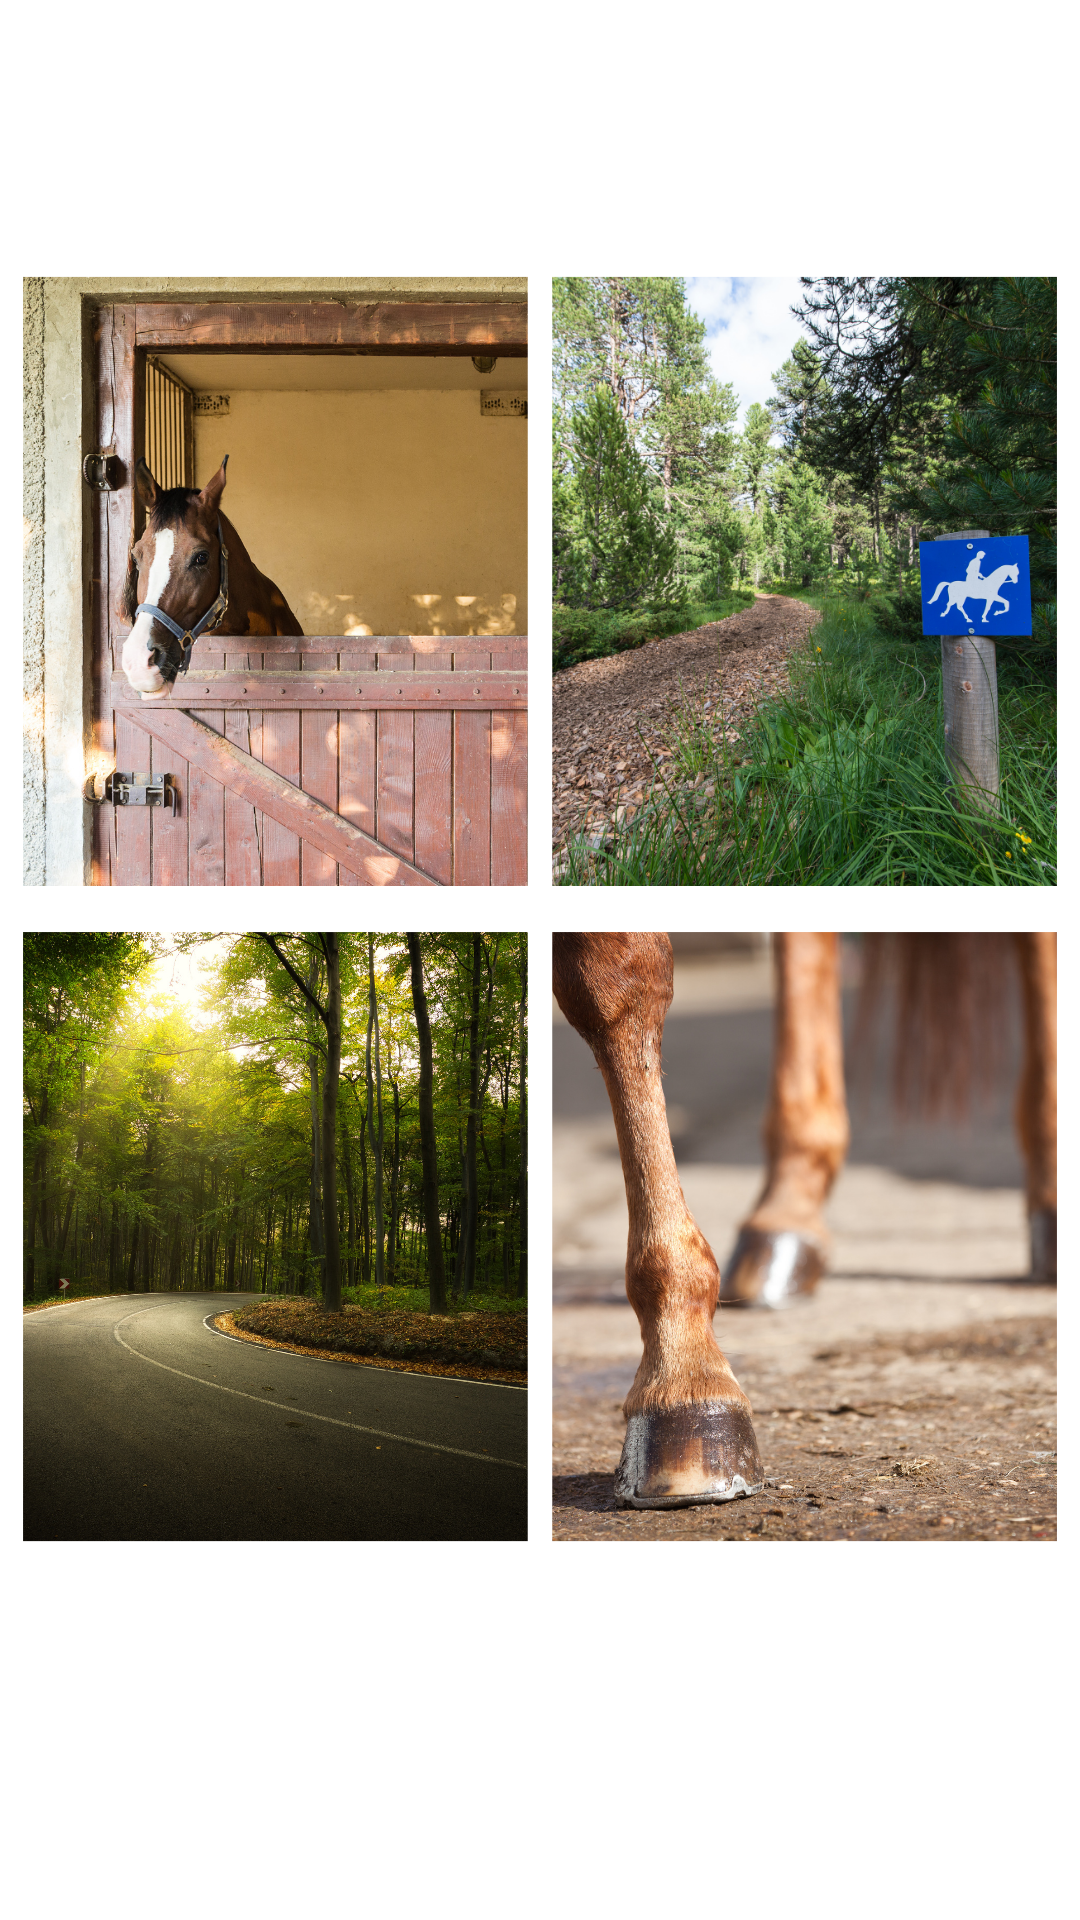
[414,645,453,884]
[224,649,263,885]
[186,651,226,884]
[301,708,340,885]
[113,711,153,885]
[454,710,492,885]
[148,729,189,886]
[490,710,527,885]
[256,647,301,884]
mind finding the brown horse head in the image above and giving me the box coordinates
[120,458,230,696]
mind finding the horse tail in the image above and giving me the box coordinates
[854,933,1018,1119]
[927,581,945,605]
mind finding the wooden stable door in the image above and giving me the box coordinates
[88,299,528,887]
[105,634,526,886]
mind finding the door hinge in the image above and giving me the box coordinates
[85,770,180,814]
[82,449,122,491]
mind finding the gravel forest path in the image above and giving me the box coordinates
[552,594,821,866]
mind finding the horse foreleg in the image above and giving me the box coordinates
[553,932,763,1508]
[722,932,850,1305]
[1014,932,1056,1279]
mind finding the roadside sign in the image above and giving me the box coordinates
[919,535,1031,636]
[59,1278,70,1294]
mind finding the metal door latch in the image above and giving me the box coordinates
[82,449,121,491]
[85,771,180,814]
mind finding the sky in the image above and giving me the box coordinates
[684,277,809,432]
[139,937,233,1028]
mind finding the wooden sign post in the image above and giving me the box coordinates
[935,529,997,815]
[920,531,1032,818]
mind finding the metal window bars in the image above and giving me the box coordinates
[144,358,194,491]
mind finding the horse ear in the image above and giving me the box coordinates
[197,456,229,518]
[135,458,160,509]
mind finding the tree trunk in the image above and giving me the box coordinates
[320,934,343,1314]
[262,1199,274,1293]
[457,934,483,1300]
[408,932,448,1312]
[386,1076,401,1287]
[125,1219,140,1293]
[107,1197,119,1289]
[366,935,386,1291]
[360,1120,371,1286]
[517,937,528,1297]
[306,1015,324,1297]
[24,1173,39,1296]
[341,1120,358,1290]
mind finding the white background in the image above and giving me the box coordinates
[6,6,1070,1916]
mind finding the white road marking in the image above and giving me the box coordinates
[122,529,175,692]
[112,1308,525,1471]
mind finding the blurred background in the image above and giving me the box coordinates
[554,933,1026,1303]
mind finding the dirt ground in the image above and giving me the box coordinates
[552,595,820,865]
[553,949,1057,1543]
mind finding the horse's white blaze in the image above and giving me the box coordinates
[121,529,175,693]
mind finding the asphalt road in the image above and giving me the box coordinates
[24,1292,527,1541]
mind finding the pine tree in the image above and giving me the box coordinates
[905,278,1056,642]
[567,385,680,610]
[774,457,834,587]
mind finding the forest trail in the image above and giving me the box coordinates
[24,1292,526,1541]
[552,594,821,863]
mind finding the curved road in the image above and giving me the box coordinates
[24,1293,527,1541]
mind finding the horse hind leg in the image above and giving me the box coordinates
[1014,932,1056,1280]
[721,932,849,1306]
[553,932,763,1507]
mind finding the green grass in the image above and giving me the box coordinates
[24,1289,115,1310]
[23,1280,527,1312]
[339,1283,525,1314]
[23,1281,129,1309]
[557,597,1055,886]
[553,590,755,671]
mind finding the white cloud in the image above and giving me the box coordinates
[685,276,809,432]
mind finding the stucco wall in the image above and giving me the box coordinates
[23,276,526,887]
[23,278,45,883]
[194,388,526,637]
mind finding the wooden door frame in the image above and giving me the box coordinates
[88,297,527,885]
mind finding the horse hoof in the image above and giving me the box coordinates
[1029,1208,1056,1282]
[615,1401,764,1508]
[720,1226,825,1307]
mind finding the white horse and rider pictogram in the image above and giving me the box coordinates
[927,550,1020,624]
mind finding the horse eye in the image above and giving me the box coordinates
[193,551,209,568]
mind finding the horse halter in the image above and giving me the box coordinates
[135,516,230,676]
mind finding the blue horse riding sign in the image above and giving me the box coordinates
[919,535,1032,636]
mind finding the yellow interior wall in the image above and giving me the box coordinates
[193,389,526,637]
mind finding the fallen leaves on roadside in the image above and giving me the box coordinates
[225,1300,527,1385]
